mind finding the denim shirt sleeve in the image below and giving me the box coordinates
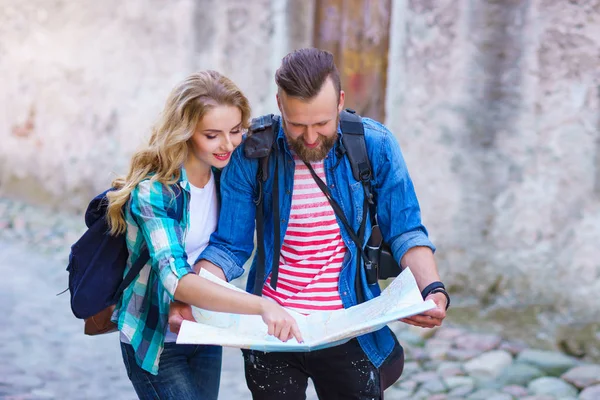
[129,179,194,300]
[198,146,257,282]
[368,120,436,263]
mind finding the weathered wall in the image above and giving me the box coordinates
[0,0,313,210]
[387,0,600,359]
[2,0,599,359]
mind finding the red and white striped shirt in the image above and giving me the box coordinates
[262,155,346,314]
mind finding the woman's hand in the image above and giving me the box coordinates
[259,299,304,343]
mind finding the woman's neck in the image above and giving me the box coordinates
[184,160,212,188]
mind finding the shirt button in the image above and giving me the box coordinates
[343,291,347,296]
[330,184,335,188]
[281,218,286,223]
[286,189,291,195]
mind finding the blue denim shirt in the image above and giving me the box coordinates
[199,117,435,368]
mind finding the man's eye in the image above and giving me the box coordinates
[317,122,327,127]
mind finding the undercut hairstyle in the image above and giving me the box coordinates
[275,48,341,101]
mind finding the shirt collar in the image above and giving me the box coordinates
[178,165,191,192]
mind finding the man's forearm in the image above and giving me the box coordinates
[400,246,441,291]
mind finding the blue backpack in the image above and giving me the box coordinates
[66,185,184,320]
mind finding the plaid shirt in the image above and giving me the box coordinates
[113,168,194,375]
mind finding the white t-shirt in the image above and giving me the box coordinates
[121,172,219,343]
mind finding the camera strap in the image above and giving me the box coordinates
[303,161,372,303]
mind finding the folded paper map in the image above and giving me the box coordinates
[177,267,435,351]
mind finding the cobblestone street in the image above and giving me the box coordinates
[0,238,318,400]
[0,199,318,400]
[1,198,600,399]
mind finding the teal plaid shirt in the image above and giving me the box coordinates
[113,168,195,375]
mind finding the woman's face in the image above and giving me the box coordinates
[188,104,244,169]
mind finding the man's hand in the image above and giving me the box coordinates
[400,292,447,329]
[194,260,227,281]
[168,301,196,334]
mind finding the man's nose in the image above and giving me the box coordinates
[304,128,319,145]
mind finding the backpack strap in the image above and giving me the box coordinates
[113,184,185,301]
[339,109,379,303]
[340,110,373,193]
[340,108,377,221]
[244,114,280,295]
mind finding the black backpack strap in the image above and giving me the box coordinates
[270,153,281,290]
[245,115,277,163]
[113,184,185,301]
[245,114,280,295]
[339,109,379,303]
[340,109,373,198]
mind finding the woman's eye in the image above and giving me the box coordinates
[206,135,217,140]
[231,130,241,134]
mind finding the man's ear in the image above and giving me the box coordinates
[337,90,345,113]
[276,92,283,114]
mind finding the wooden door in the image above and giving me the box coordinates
[314,0,392,122]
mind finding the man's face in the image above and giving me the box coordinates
[277,78,345,162]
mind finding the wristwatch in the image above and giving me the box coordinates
[428,287,450,310]
[421,281,450,310]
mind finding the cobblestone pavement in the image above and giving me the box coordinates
[0,199,315,400]
[1,198,599,399]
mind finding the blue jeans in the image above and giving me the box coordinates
[120,342,222,400]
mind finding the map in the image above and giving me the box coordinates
[176,267,436,351]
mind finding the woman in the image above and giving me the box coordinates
[106,70,302,399]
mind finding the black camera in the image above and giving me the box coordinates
[363,225,400,285]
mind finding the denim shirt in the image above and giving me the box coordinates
[199,117,435,368]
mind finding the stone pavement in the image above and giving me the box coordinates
[1,197,599,399]
[0,226,315,399]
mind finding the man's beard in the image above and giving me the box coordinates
[284,120,338,163]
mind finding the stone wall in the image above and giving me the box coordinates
[1,0,599,359]
[387,0,600,359]
[0,0,313,210]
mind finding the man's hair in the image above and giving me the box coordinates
[275,48,341,101]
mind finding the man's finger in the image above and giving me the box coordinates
[400,318,429,328]
[169,315,183,333]
[407,312,443,325]
[400,316,439,328]
[404,314,436,325]
[400,318,437,329]
[182,310,196,322]
[422,307,445,319]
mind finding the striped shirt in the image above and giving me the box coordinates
[262,156,345,314]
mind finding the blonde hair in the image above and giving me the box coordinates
[106,70,251,235]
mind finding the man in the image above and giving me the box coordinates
[173,48,448,399]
